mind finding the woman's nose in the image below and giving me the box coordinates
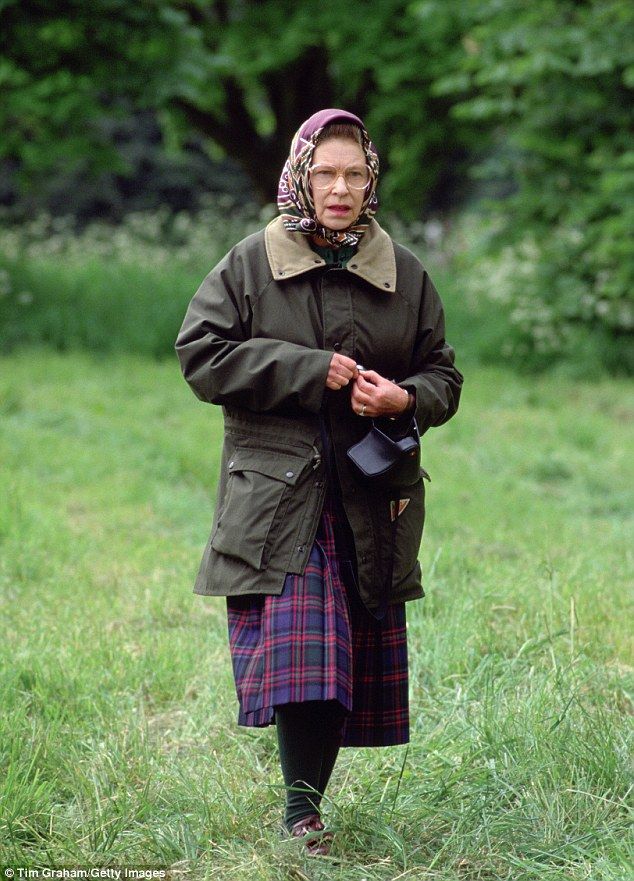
[331,174,349,195]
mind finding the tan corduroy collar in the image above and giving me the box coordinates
[264,215,396,293]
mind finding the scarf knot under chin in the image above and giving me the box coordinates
[277,108,379,249]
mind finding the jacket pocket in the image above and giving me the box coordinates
[211,447,305,570]
[391,474,427,588]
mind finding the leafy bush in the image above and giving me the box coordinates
[439,0,634,374]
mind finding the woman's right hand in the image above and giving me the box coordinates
[326,353,359,390]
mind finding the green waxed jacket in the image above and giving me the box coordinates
[175,216,463,613]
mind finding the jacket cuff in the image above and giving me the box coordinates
[396,384,416,412]
[304,350,335,412]
[389,385,416,429]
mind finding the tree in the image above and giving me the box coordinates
[0,1,181,181]
[440,0,634,370]
[0,0,480,216]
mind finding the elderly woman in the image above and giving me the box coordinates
[175,108,462,855]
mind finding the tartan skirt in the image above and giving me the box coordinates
[226,489,409,747]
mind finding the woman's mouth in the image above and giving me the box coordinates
[327,205,351,214]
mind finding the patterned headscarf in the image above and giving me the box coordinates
[277,108,379,248]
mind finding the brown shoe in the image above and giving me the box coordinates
[289,814,333,856]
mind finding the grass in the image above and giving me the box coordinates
[0,348,632,879]
[0,256,203,359]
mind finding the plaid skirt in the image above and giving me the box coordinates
[226,489,409,747]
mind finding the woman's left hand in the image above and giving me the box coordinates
[350,370,410,418]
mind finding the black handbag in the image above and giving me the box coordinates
[346,416,421,489]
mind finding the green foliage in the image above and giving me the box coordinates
[444,0,634,369]
[0,0,482,213]
[0,0,192,185]
[1,0,632,371]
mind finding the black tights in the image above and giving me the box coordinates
[275,700,346,829]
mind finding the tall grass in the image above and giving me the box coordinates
[1,350,632,878]
[0,205,267,358]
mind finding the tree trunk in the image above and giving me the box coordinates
[172,46,339,205]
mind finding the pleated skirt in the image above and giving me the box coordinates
[226,489,409,747]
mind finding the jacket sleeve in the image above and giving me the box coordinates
[174,252,333,414]
[396,271,463,436]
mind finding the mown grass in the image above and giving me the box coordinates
[1,350,632,880]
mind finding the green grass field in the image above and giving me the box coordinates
[1,349,632,880]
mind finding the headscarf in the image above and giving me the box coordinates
[277,108,379,248]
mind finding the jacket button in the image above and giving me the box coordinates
[297,545,306,553]
[350,263,358,269]
[285,470,294,478]
[333,342,342,351]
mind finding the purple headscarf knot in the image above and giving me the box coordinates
[277,108,379,248]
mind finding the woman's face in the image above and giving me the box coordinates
[310,137,368,231]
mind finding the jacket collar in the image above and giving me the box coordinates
[264,215,396,293]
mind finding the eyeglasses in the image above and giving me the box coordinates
[309,164,370,190]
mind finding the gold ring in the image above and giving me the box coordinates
[361,404,366,416]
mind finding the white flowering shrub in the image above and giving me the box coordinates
[452,210,634,375]
[0,199,272,271]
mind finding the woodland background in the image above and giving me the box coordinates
[1,2,633,879]
[1,0,632,372]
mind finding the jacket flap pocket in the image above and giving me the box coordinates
[212,449,307,570]
[227,448,305,485]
